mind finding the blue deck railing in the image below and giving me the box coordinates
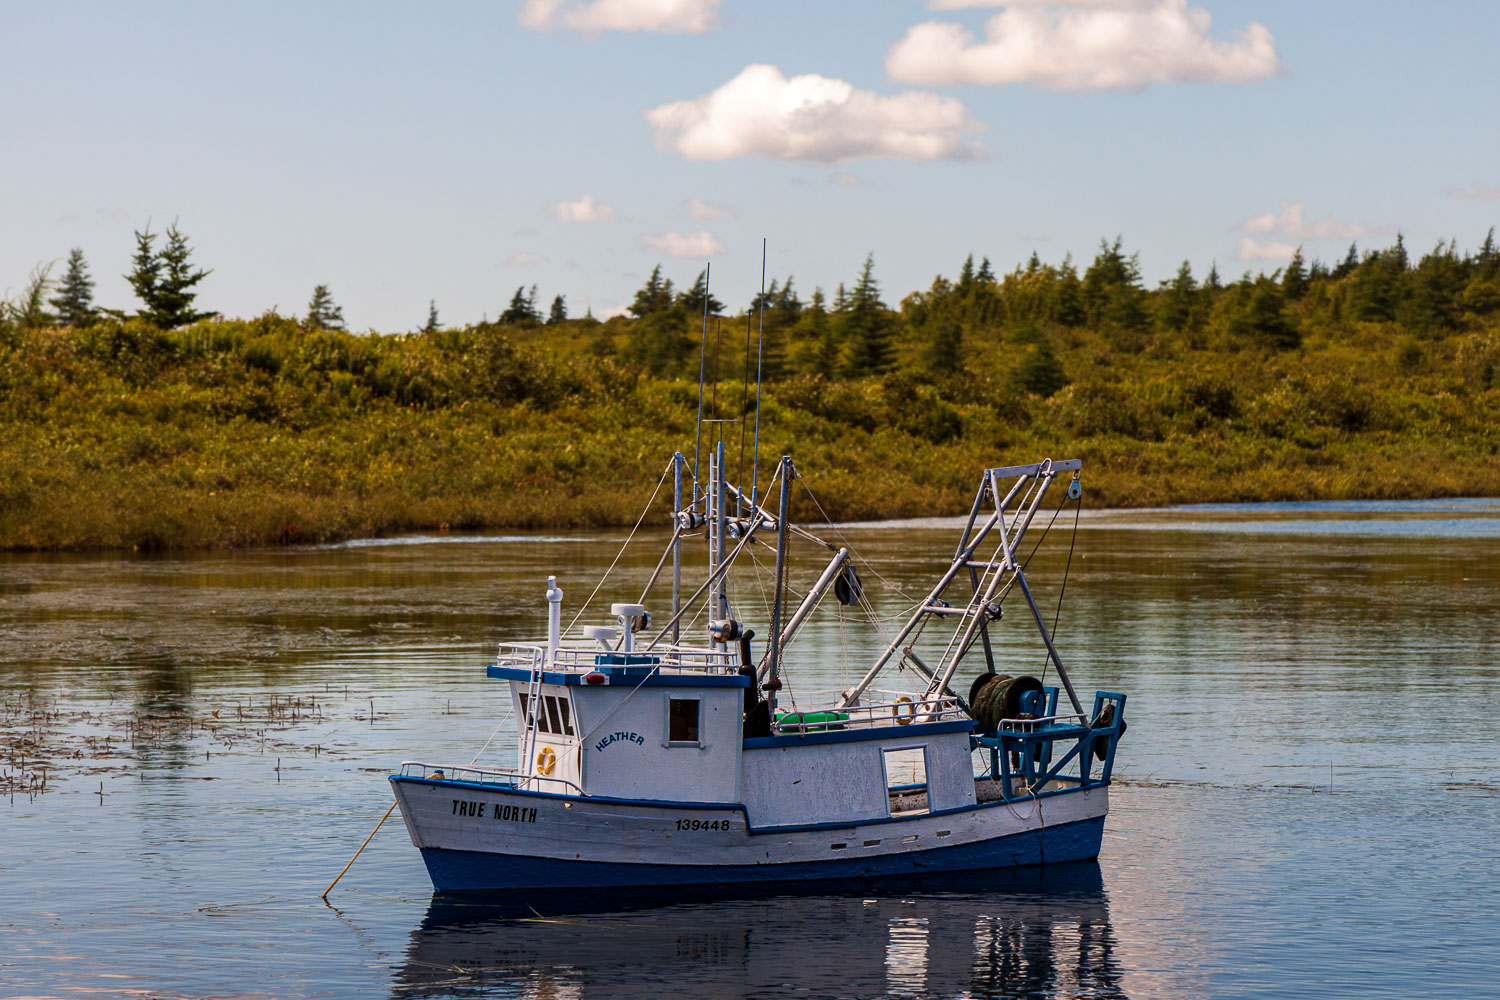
[972,688,1127,802]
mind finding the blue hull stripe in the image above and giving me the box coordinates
[419,816,1105,891]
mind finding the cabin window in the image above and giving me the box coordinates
[667,697,701,745]
[883,747,930,816]
[521,692,575,737]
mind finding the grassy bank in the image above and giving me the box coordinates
[4,243,1499,551]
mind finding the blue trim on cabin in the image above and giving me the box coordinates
[485,665,751,688]
[416,816,1105,891]
[390,772,1102,836]
[742,718,973,749]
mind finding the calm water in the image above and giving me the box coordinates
[3,498,1498,999]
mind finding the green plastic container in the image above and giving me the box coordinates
[775,710,849,733]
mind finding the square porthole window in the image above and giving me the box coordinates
[667,697,701,745]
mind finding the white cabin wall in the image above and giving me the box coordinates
[508,682,583,788]
[925,734,979,811]
[741,732,976,827]
[570,686,742,803]
[741,743,890,826]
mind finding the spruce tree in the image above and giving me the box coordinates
[151,223,212,328]
[1333,243,1360,279]
[501,286,539,325]
[1011,339,1067,397]
[773,277,801,325]
[956,254,975,297]
[125,225,162,322]
[842,254,895,376]
[547,294,567,325]
[1158,260,1197,332]
[1282,248,1309,300]
[629,265,675,317]
[306,285,345,330]
[922,316,963,375]
[800,288,841,379]
[677,269,722,316]
[49,248,95,326]
[1477,228,1499,280]
[1230,279,1299,349]
[1050,256,1084,327]
[424,300,440,333]
[976,256,995,283]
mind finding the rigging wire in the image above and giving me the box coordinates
[736,309,753,514]
[1039,488,1083,686]
[467,705,515,765]
[710,317,724,434]
[749,237,767,510]
[691,263,711,500]
[564,461,673,634]
[791,468,922,604]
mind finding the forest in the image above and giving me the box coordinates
[3,225,1499,550]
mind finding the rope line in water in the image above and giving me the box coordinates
[322,800,396,900]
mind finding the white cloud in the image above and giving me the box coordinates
[546,194,618,223]
[638,231,726,257]
[684,197,736,220]
[1236,201,1387,241]
[829,171,864,186]
[931,0,1157,7]
[1447,183,1500,201]
[886,0,1282,92]
[1234,237,1298,262]
[505,252,545,267]
[645,64,985,163]
[519,0,720,34]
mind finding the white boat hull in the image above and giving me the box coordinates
[390,774,1107,891]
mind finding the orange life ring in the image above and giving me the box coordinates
[893,696,916,726]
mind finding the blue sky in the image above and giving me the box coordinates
[3,0,1497,330]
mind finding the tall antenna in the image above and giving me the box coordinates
[749,238,767,511]
[691,262,712,501]
[736,303,753,516]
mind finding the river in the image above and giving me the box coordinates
[3,498,1498,998]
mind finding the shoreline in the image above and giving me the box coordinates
[5,477,1498,554]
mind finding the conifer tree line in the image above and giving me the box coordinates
[5,224,1499,388]
[0,221,593,337]
[597,229,1500,393]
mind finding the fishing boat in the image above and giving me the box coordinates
[390,447,1126,893]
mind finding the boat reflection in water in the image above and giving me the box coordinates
[393,862,1125,999]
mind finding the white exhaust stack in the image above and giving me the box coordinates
[546,576,563,665]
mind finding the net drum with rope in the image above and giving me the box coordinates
[968,673,1045,734]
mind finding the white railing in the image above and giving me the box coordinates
[398,760,585,797]
[996,712,1088,732]
[495,641,741,673]
[771,695,966,736]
